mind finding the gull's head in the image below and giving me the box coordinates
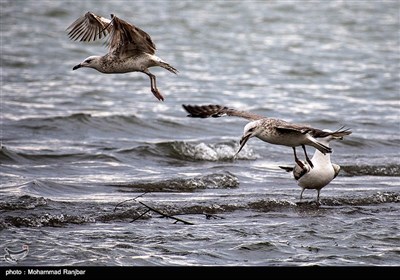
[235,120,262,156]
[73,56,101,71]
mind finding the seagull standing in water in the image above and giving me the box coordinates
[67,12,178,101]
[182,104,350,169]
[279,129,351,203]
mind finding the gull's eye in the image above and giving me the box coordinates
[85,59,92,63]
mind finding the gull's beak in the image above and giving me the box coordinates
[72,64,81,70]
[234,133,252,157]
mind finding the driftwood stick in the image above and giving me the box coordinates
[113,192,148,212]
[114,193,195,225]
[138,201,194,225]
[130,209,151,223]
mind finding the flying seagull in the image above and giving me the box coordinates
[182,104,351,168]
[66,12,178,101]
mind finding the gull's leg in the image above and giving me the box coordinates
[300,188,305,201]
[144,71,164,101]
[293,147,305,168]
[302,144,314,168]
[316,189,321,203]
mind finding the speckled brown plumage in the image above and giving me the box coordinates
[67,12,178,101]
[183,104,352,168]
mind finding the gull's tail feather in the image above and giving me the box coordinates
[158,61,178,74]
[314,126,352,139]
[329,126,352,140]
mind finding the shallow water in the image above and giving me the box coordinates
[1,0,399,266]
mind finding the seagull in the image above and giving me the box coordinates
[279,129,351,202]
[66,12,178,101]
[182,104,351,168]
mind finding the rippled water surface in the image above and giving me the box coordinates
[1,0,399,266]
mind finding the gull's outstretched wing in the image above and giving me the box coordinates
[66,12,112,42]
[67,12,156,57]
[108,14,156,56]
[182,104,265,121]
[275,124,351,139]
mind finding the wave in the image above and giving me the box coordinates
[7,113,152,135]
[0,195,47,211]
[1,191,398,228]
[8,113,192,135]
[1,213,95,229]
[0,145,30,163]
[342,164,400,176]
[1,172,239,199]
[169,141,256,161]
[320,191,400,206]
[249,192,400,209]
[19,180,96,197]
[0,145,119,164]
[118,140,257,161]
[110,172,240,192]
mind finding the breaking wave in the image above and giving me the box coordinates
[110,172,240,192]
[342,164,400,176]
[1,191,398,229]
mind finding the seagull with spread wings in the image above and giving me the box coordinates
[67,12,178,101]
[182,104,351,169]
